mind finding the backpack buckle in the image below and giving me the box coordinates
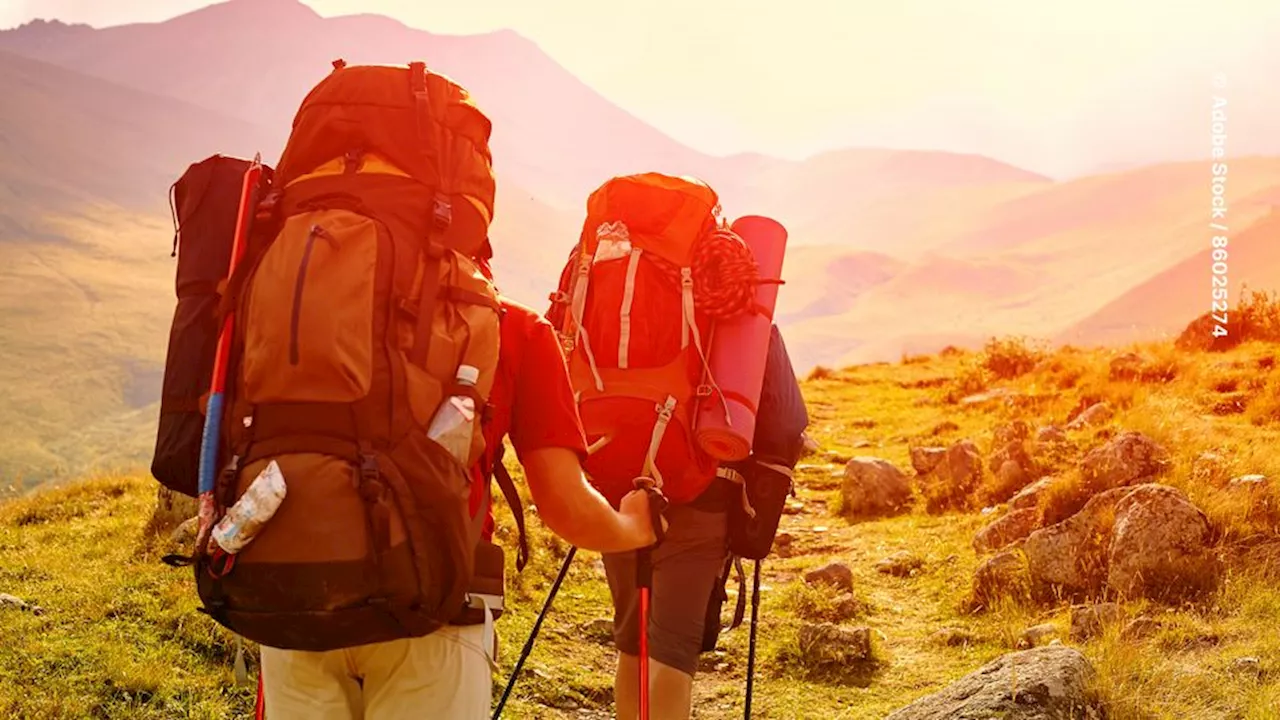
[432,194,452,231]
[695,384,715,398]
[359,453,380,482]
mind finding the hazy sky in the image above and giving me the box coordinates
[4,0,1278,175]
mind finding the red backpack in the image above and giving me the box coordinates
[548,173,738,505]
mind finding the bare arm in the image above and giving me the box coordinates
[521,446,656,553]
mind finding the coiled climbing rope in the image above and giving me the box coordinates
[650,225,764,319]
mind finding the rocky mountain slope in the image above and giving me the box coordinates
[4,305,1280,718]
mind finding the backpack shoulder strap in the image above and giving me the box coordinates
[492,442,529,572]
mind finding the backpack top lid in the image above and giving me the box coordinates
[275,60,496,227]
[583,173,719,267]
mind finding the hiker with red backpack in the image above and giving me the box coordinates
[545,176,807,720]
[153,60,660,719]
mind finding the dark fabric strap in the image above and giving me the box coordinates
[409,242,447,366]
[728,555,747,631]
[242,434,362,467]
[492,445,529,572]
[408,61,429,162]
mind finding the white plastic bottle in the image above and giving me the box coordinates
[427,364,479,464]
[211,460,288,554]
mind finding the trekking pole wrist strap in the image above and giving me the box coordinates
[633,476,668,548]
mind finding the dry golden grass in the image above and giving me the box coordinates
[5,320,1280,718]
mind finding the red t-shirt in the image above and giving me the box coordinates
[469,297,588,538]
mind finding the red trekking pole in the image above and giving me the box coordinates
[633,477,668,720]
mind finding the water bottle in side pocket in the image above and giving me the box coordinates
[427,364,479,464]
[211,460,288,554]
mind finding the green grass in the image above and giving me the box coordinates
[6,337,1280,717]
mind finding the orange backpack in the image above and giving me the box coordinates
[194,60,505,652]
[549,173,730,505]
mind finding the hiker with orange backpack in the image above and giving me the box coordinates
[546,176,801,720]
[154,59,660,720]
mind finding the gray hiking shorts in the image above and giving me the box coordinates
[602,501,728,676]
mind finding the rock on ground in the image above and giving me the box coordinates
[1024,488,1131,600]
[1011,477,1059,511]
[1023,482,1221,604]
[842,457,913,519]
[1018,623,1062,649]
[1070,603,1124,641]
[911,446,948,475]
[1068,402,1114,430]
[974,508,1041,555]
[989,422,1039,495]
[0,593,43,616]
[804,562,854,593]
[1192,452,1230,486]
[929,627,979,648]
[971,548,1032,609]
[921,440,984,513]
[1038,425,1069,444]
[580,618,614,645]
[876,550,924,577]
[886,646,1105,720]
[1107,485,1223,602]
[796,623,874,668]
[1079,431,1170,491]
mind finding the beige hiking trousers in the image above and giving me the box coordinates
[260,625,495,719]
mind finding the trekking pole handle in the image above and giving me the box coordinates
[632,476,669,548]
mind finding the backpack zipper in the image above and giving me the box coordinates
[290,223,335,366]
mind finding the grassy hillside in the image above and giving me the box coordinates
[5,322,1280,718]
[0,207,173,491]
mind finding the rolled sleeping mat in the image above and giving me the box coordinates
[695,215,788,461]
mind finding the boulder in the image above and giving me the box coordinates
[885,646,1104,720]
[1037,425,1069,444]
[911,446,948,475]
[1079,432,1170,491]
[971,548,1032,609]
[973,508,1040,555]
[1107,485,1222,602]
[804,562,854,593]
[1069,603,1124,642]
[1191,452,1229,486]
[921,440,984,513]
[842,457,913,519]
[797,623,874,668]
[1018,624,1062,649]
[1023,487,1131,600]
[1010,477,1059,511]
[1067,402,1114,430]
[1109,352,1146,382]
